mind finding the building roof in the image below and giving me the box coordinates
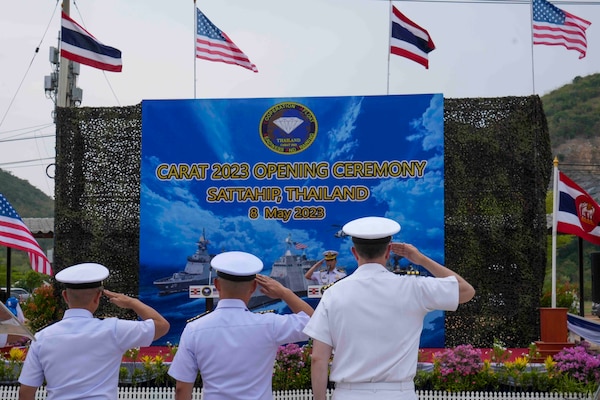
[22,218,54,238]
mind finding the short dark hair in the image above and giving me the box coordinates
[352,237,390,259]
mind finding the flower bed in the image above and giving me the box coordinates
[1,341,598,394]
[415,342,600,394]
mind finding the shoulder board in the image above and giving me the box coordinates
[255,309,275,314]
[186,310,211,323]
[336,268,346,272]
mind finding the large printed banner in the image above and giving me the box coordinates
[139,94,445,346]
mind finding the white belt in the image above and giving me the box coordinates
[336,381,414,390]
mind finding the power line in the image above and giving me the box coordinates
[0,2,60,131]
[0,158,55,168]
[0,134,54,144]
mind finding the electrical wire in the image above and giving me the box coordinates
[0,2,61,131]
[0,157,55,168]
[0,124,55,141]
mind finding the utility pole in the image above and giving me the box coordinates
[57,0,70,108]
[45,0,83,113]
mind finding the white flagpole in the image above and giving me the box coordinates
[194,0,197,99]
[551,157,559,308]
[387,1,392,95]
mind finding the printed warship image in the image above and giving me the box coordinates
[153,231,315,302]
[248,234,316,309]
[153,230,214,295]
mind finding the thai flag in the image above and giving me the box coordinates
[60,12,123,72]
[390,6,435,69]
[556,171,600,246]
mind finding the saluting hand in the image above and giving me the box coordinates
[390,242,424,265]
[255,274,288,299]
[103,289,136,309]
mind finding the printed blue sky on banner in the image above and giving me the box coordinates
[139,93,445,345]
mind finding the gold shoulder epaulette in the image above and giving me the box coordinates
[187,310,211,323]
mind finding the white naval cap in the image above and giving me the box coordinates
[323,250,338,260]
[211,251,263,282]
[342,216,401,243]
[55,262,109,289]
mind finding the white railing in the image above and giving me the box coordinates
[0,387,595,400]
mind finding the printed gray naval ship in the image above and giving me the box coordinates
[248,234,316,309]
[153,230,214,295]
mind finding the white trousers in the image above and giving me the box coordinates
[333,382,417,400]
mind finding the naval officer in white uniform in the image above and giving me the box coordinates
[168,251,314,400]
[305,250,347,285]
[304,217,476,400]
[18,262,170,400]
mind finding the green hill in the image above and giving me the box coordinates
[0,169,54,217]
[542,73,600,148]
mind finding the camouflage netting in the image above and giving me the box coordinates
[54,105,142,320]
[54,96,552,347]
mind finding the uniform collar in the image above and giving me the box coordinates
[215,298,248,311]
[63,308,94,319]
[354,262,388,276]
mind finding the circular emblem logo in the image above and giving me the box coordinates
[201,287,213,297]
[259,102,318,154]
[575,196,600,233]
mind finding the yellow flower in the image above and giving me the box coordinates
[141,355,154,365]
[9,347,26,362]
[544,356,555,370]
[513,356,529,370]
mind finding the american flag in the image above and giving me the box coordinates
[0,194,52,275]
[196,8,258,72]
[294,242,308,250]
[533,0,591,59]
[390,6,435,69]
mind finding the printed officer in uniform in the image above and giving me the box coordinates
[18,262,170,400]
[304,216,475,400]
[304,250,347,285]
[168,251,314,400]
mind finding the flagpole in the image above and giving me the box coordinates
[194,0,197,99]
[551,157,559,308]
[57,0,71,107]
[529,0,536,94]
[387,1,392,95]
